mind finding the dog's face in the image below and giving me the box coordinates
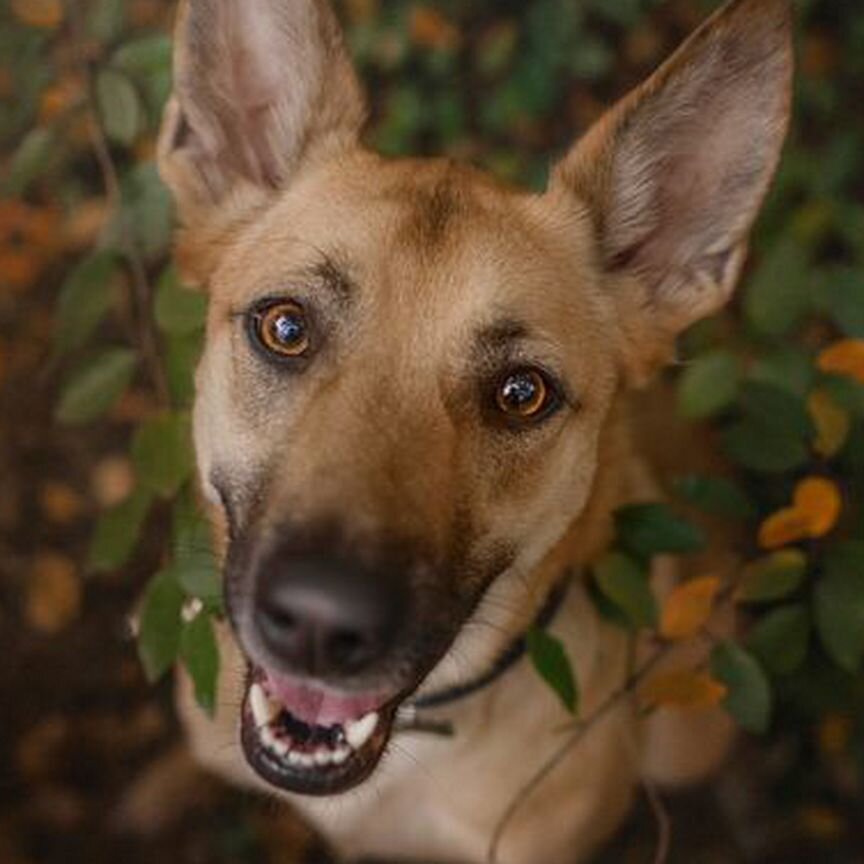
[159,0,791,796]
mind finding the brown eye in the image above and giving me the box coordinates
[495,368,556,420]
[253,301,309,358]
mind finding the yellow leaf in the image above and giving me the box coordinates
[794,476,842,536]
[660,576,721,640]
[758,507,813,549]
[758,476,842,549]
[11,0,63,28]
[640,669,727,711]
[808,389,851,457]
[817,339,864,385]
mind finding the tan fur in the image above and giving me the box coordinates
[158,0,793,860]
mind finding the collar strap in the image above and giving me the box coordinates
[409,574,571,712]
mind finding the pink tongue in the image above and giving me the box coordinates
[263,670,387,726]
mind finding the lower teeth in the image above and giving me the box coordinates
[248,682,380,769]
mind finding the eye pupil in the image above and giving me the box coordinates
[272,313,304,345]
[496,368,552,420]
[501,374,539,407]
[254,300,310,358]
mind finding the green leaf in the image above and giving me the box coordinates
[4,127,56,196]
[172,489,221,606]
[677,350,740,420]
[55,348,136,425]
[87,0,126,43]
[722,419,809,474]
[112,34,172,79]
[138,568,185,682]
[744,237,811,337]
[155,266,208,335]
[710,642,772,733]
[180,613,220,716]
[132,412,194,498]
[738,382,815,439]
[593,552,658,631]
[165,330,203,408]
[673,474,755,519]
[736,550,808,604]
[748,347,816,398]
[55,251,117,356]
[815,267,864,338]
[815,547,864,673]
[96,68,141,146]
[117,163,173,260]
[615,503,706,559]
[88,486,152,573]
[526,628,578,714]
[747,605,810,676]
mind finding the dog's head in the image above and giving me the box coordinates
[158,0,792,796]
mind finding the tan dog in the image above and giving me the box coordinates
[157,0,792,860]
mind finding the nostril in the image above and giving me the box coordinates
[264,606,298,632]
[326,628,377,670]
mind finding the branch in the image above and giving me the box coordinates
[486,581,736,864]
[68,0,170,407]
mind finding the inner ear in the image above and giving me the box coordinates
[550,0,793,376]
[158,0,367,230]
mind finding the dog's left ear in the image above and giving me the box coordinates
[158,0,366,246]
[550,0,793,382]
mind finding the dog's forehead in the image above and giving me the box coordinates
[213,152,607,355]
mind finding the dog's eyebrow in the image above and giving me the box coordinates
[474,319,530,357]
[306,252,356,305]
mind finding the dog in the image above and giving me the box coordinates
[156,0,793,860]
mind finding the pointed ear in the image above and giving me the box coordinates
[551,0,793,382]
[158,0,366,231]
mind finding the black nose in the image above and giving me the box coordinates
[254,551,407,678]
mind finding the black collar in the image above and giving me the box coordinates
[406,574,571,716]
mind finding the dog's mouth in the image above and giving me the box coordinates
[240,664,401,795]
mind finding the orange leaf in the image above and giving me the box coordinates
[794,476,842,537]
[817,339,864,385]
[410,5,459,50]
[640,669,727,711]
[11,0,63,28]
[808,389,851,457]
[660,576,721,640]
[758,507,813,550]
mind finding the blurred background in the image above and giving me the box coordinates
[1,0,863,861]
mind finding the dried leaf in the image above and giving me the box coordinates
[11,0,63,28]
[808,389,851,457]
[660,576,721,640]
[640,669,727,711]
[794,476,842,536]
[817,339,864,384]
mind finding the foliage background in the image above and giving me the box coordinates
[1,0,863,861]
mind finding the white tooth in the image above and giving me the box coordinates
[333,747,351,765]
[250,683,278,727]
[314,750,331,766]
[345,712,378,750]
[298,753,315,768]
[260,724,277,750]
[272,738,290,757]
[287,751,303,766]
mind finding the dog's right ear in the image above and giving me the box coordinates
[158,0,366,254]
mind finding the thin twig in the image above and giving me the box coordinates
[643,777,672,864]
[486,644,669,863]
[486,581,737,864]
[68,0,170,406]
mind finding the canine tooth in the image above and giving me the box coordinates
[272,737,290,757]
[260,724,277,750]
[250,683,278,727]
[345,712,378,750]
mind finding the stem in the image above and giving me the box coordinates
[68,0,170,407]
